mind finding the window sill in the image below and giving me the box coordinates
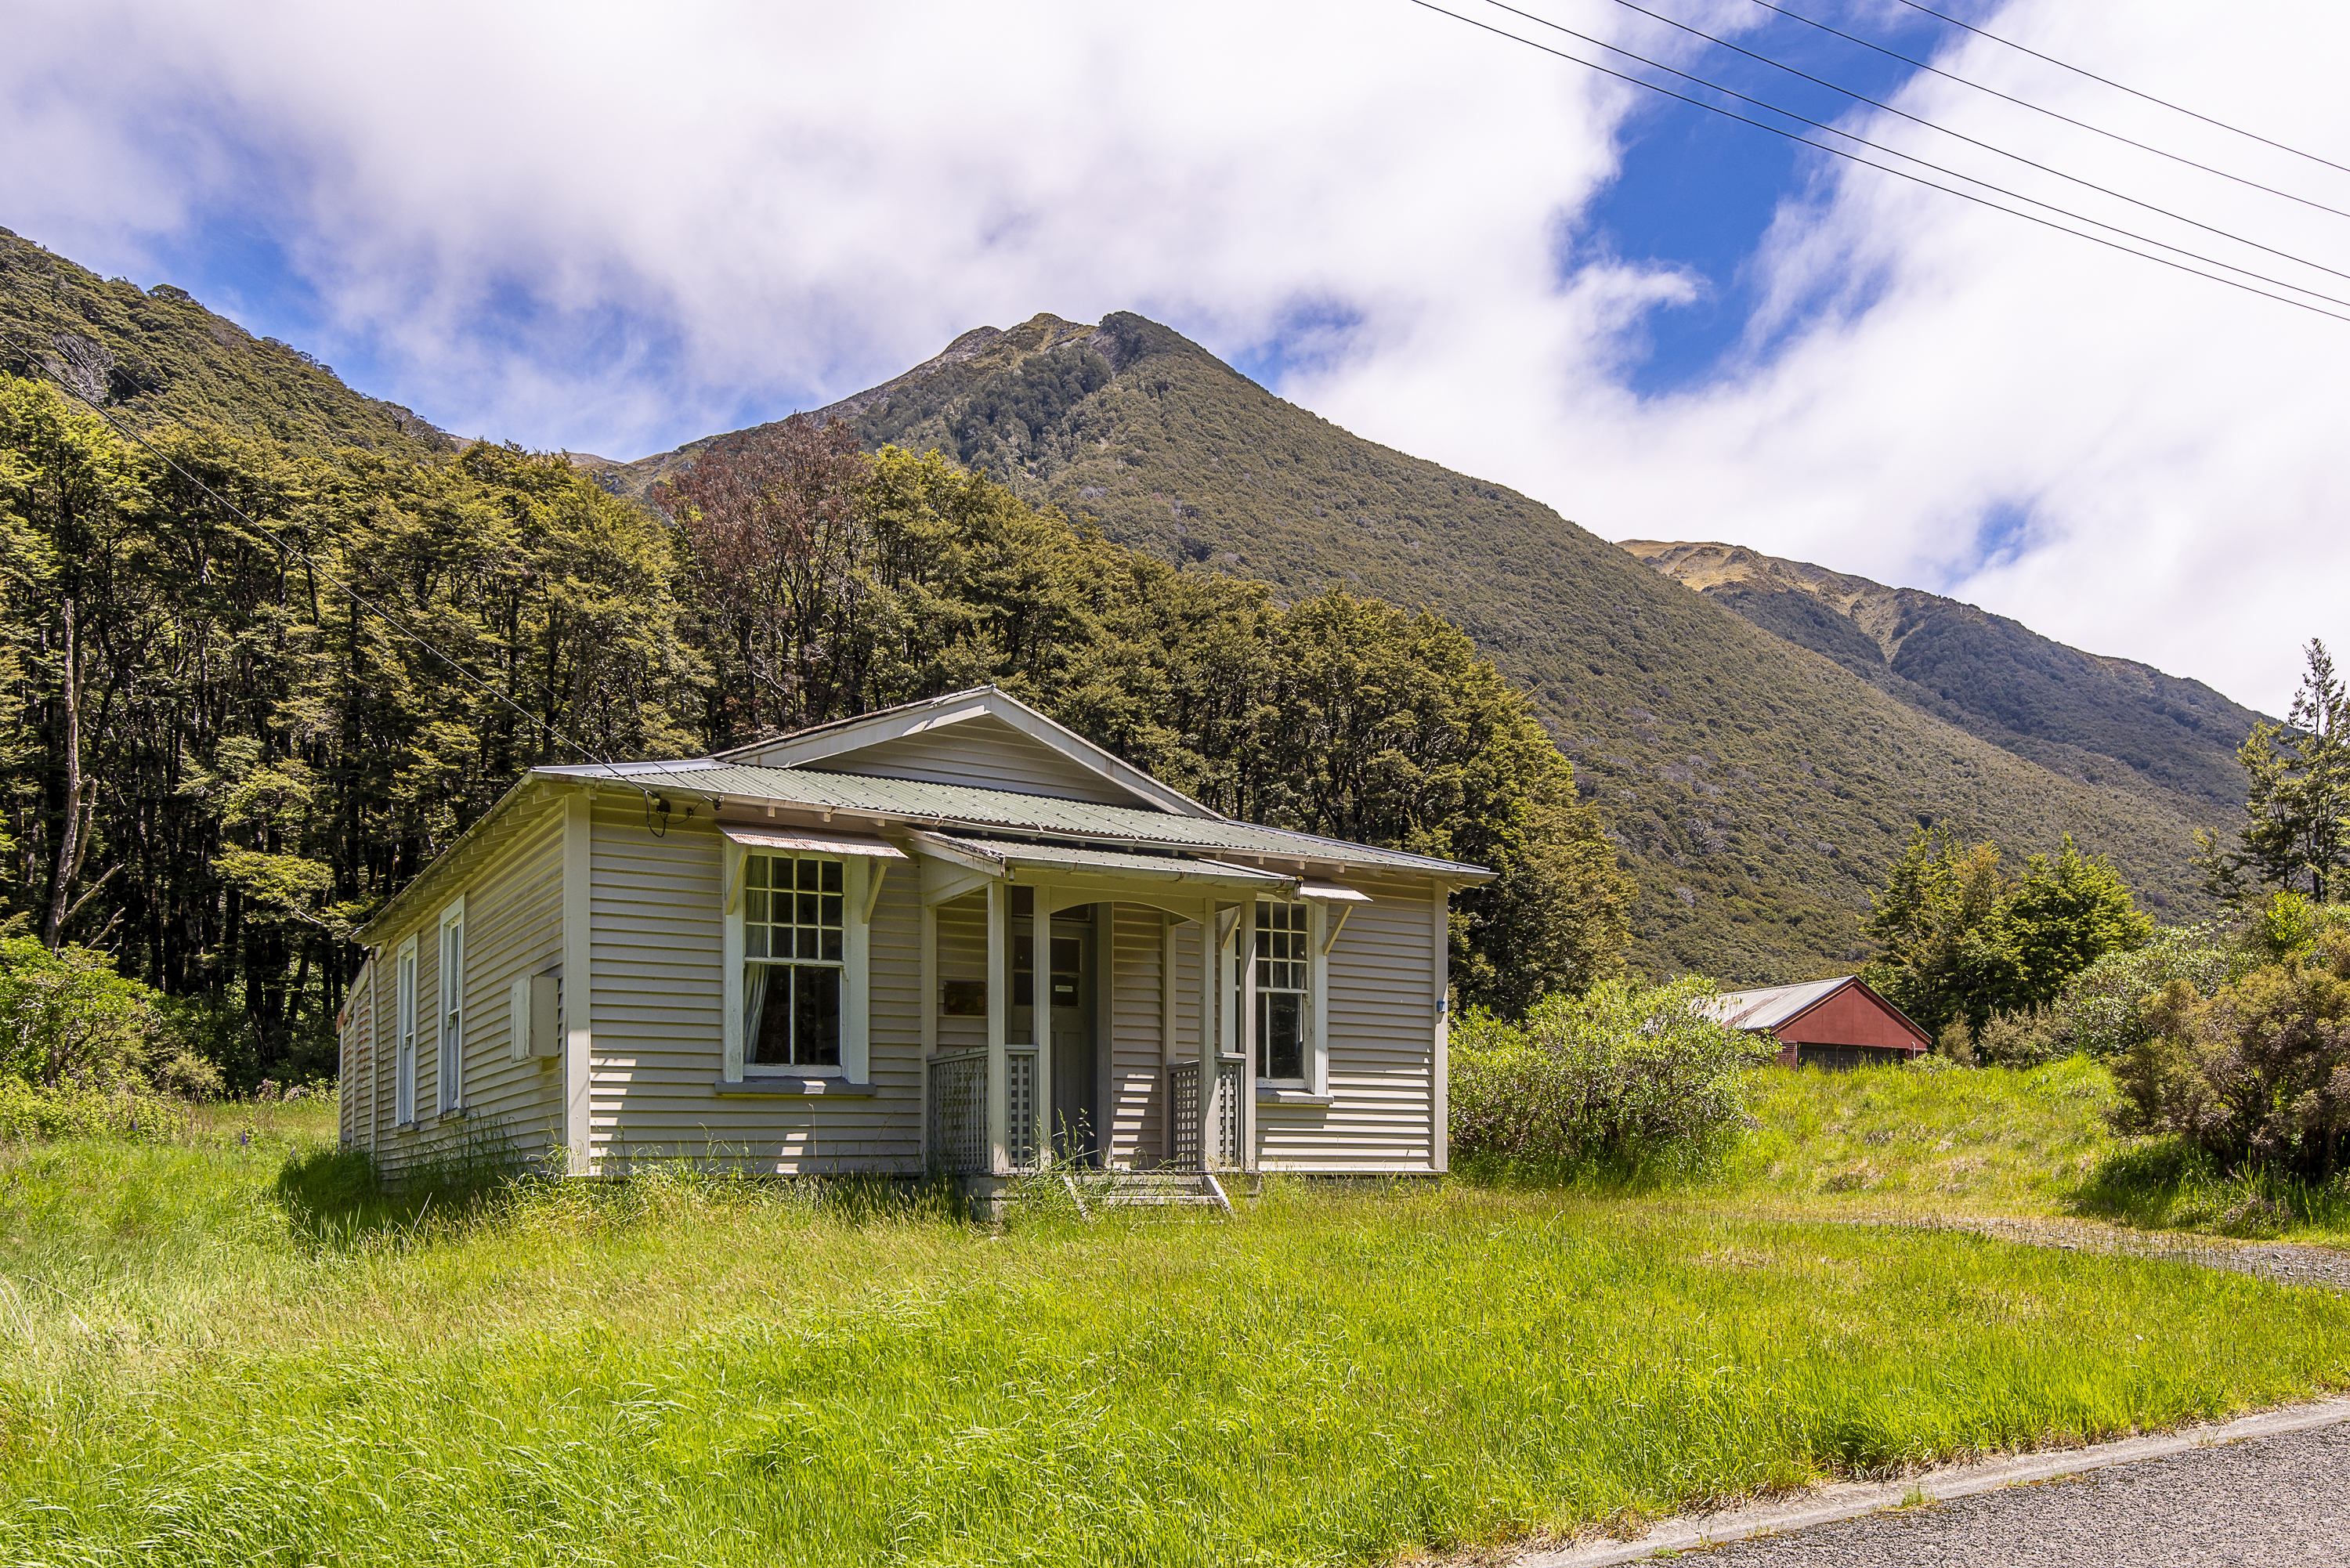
[712,1076,877,1097]
[1257,1086,1333,1106]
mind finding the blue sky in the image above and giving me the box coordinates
[4,0,2347,712]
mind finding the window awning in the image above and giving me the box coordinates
[1296,880,1372,905]
[721,826,908,860]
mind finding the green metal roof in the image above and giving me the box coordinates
[533,759,1490,880]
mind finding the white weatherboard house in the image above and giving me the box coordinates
[336,687,1490,1200]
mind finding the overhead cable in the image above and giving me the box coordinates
[1746,0,2350,220]
[1890,0,2350,179]
[1401,0,2350,325]
[1480,0,2350,294]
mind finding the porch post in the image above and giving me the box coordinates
[1032,880,1052,1167]
[1238,895,1260,1175]
[916,900,936,1165]
[1196,895,1218,1171]
[986,878,1008,1176]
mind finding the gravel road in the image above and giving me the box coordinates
[1681,1420,2350,1565]
[1903,1216,2350,1293]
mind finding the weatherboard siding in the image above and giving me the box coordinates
[585,800,927,1173]
[1107,903,1167,1167]
[358,798,566,1180]
[1260,872,1438,1172]
[814,717,1136,804]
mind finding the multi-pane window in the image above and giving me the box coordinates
[1255,899,1309,1082]
[438,905,465,1111]
[744,854,844,1068]
[395,940,418,1124]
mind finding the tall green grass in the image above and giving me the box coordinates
[0,1117,2345,1565]
[1731,1058,2121,1212]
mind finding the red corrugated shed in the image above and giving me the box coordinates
[1704,976,1932,1069]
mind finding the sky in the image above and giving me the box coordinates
[5,0,2346,715]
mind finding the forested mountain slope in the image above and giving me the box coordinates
[1621,541,2265,824]
[0,227,452,455]
[597,313,2230,979]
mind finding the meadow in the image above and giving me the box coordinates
[1,1082,2347,1566]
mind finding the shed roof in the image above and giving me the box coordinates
[1701,977,1856,1033]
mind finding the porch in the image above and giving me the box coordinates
[905,833,1364,1179]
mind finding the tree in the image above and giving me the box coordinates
[1861,827,2009,1040]
[1862,828,2149,1042]
[1983,836,2154,1013]
[2200,638,2350,904]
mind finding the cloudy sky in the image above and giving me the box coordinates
[6,0,2346,713]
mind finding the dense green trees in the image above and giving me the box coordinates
[0,391,1627,1086]
[1863,828,2151,1042]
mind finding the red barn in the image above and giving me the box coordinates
[1704,976,1932,1068]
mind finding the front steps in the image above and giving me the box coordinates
[1064,1169,1234,1218]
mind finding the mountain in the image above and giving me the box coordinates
[1621,541,2267,824]
[0,226,453,456]
[593,313,2242,980]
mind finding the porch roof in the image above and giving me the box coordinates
[532,759,1492,881]
[913,833,1297,889]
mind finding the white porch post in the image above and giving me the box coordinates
[1238,896,1260,1174]
[1031,881,1052,1165]
[916,899,936,1165]
[986,879,1009,1176]
[1196,895,1217,1171]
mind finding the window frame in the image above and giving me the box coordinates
[1251,897,1314,1088]
[723,847,870,1082]
[438,896,466,1114]
[394,934,419,1126]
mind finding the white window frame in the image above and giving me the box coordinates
[438,896,466,1114]
[394,934,419,1126]
[722,848,870,1082]
[1253,897,1314,1089]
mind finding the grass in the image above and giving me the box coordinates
[0,1099,2347,1565]
[1731,1058,2122,1216]
[1732,1060,2350,1244]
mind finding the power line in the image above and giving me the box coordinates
[1890,0,2350,180]
[1480,0,2350,298]
[0,330,714,828]
[1747,0,2350,221]
[1402,0,2350,325]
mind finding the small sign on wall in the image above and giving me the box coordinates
[941,980,986,1017]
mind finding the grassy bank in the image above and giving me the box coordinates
[2,1116,2347,1566]
[1733,1058,2121,1214]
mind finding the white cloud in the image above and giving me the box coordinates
[2,0,2343,711]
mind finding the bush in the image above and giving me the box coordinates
[0,1078,193,1140]
[1450,976,1775,1180]
[2038,923,2251,1063]
[0,936,164,1090]
[2109,929,2350,1181]
[1972,1009,2057,1067]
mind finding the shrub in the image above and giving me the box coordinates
[0,936,162,1090]
[2037,923,2251,1064]
[2109,929,2350,1181]
[1972,1009,2058,1068]
[1450,976,1775,1180]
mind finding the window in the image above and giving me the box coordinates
[744,854,844,1069]
[1255,899,1309,1082]
[438,901,465,1112]
[395,938,418,1125]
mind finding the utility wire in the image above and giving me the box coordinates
[1480,0,2350,297]
[1746,0,2350,220]
[0,329,715,827]
[1403,0,2350,325]
[1891,0,2350,179]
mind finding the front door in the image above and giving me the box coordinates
[1012,912,1097,1165]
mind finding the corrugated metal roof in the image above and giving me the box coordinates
[532,759,1489,879]
[924,835,1294,885]
[1699,977,1853,1032]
